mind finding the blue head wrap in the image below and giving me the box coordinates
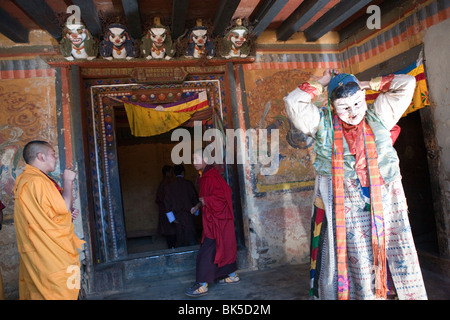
[327,73,359,98]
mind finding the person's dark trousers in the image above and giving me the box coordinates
[196,237,237,283]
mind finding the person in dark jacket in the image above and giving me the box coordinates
[164,164,199,247]
[155,165,176,248]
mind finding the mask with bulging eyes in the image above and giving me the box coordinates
[333,89,367,125]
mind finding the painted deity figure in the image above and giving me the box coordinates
[141,18,175,60]
[185,20,215,59]
[100,24,135,60]
[220,19,249,59]
[284,69,428,300]
[60,22,97,60]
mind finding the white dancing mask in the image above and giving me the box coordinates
[333,89,367,125]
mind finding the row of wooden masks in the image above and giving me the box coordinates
[60,17,251,61]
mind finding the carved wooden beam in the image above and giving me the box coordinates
[71,0,103,38]
[250,0,289,37]
[304,0,374,42]
[171,0,189,39]
[121,0,142,39]
[212,0,241,37]
[45,57,255,69]
[14,0,61,41]
[276,0,331,41]
[0,7,29,43]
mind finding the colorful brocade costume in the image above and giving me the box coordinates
[284,74,427,300]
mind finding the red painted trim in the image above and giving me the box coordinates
[0,68,55,79]
[60,67,73,168]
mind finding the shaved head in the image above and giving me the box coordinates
[23,140,53,164]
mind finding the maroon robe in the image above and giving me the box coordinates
[199,165,237,268]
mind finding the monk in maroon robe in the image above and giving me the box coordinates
[185,151,239,297]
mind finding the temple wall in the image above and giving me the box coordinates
[237,36,339,267]
[423,18,450,257]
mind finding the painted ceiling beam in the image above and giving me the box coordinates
[276,0,331,41]
[14,0,61,41]
[212,0,241,36]
[304,0,374,42]
[71,0,103,38]
[0,6,29,43]
[251,0,289,37]
[171,0,189,39]
[121,0,143,39]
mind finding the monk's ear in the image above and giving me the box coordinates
[36,152,45,162]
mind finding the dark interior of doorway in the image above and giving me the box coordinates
[115,124,202,255]
[394,110,439,254]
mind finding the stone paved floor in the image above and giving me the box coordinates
[86,262,450,300]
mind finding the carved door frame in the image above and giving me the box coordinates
[87,79,225,263]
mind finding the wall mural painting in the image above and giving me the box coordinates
[0,78,58,216]
[246,69,325,196]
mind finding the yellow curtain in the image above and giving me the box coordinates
[124,91,209,137]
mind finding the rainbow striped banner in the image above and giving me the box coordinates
[365,63,429,117]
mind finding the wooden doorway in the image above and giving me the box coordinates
[116,126,201,254]
[395,111,439,253]
[86,78,239,264]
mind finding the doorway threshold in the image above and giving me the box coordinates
[126,245,200,260]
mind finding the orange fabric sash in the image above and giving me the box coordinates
[332,116,387,299]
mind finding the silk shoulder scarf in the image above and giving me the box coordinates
[332,115,387,300]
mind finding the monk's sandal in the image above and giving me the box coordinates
[185,283,208,297]
[218,274,240,285]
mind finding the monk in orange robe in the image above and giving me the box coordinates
[14,141,84,300]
